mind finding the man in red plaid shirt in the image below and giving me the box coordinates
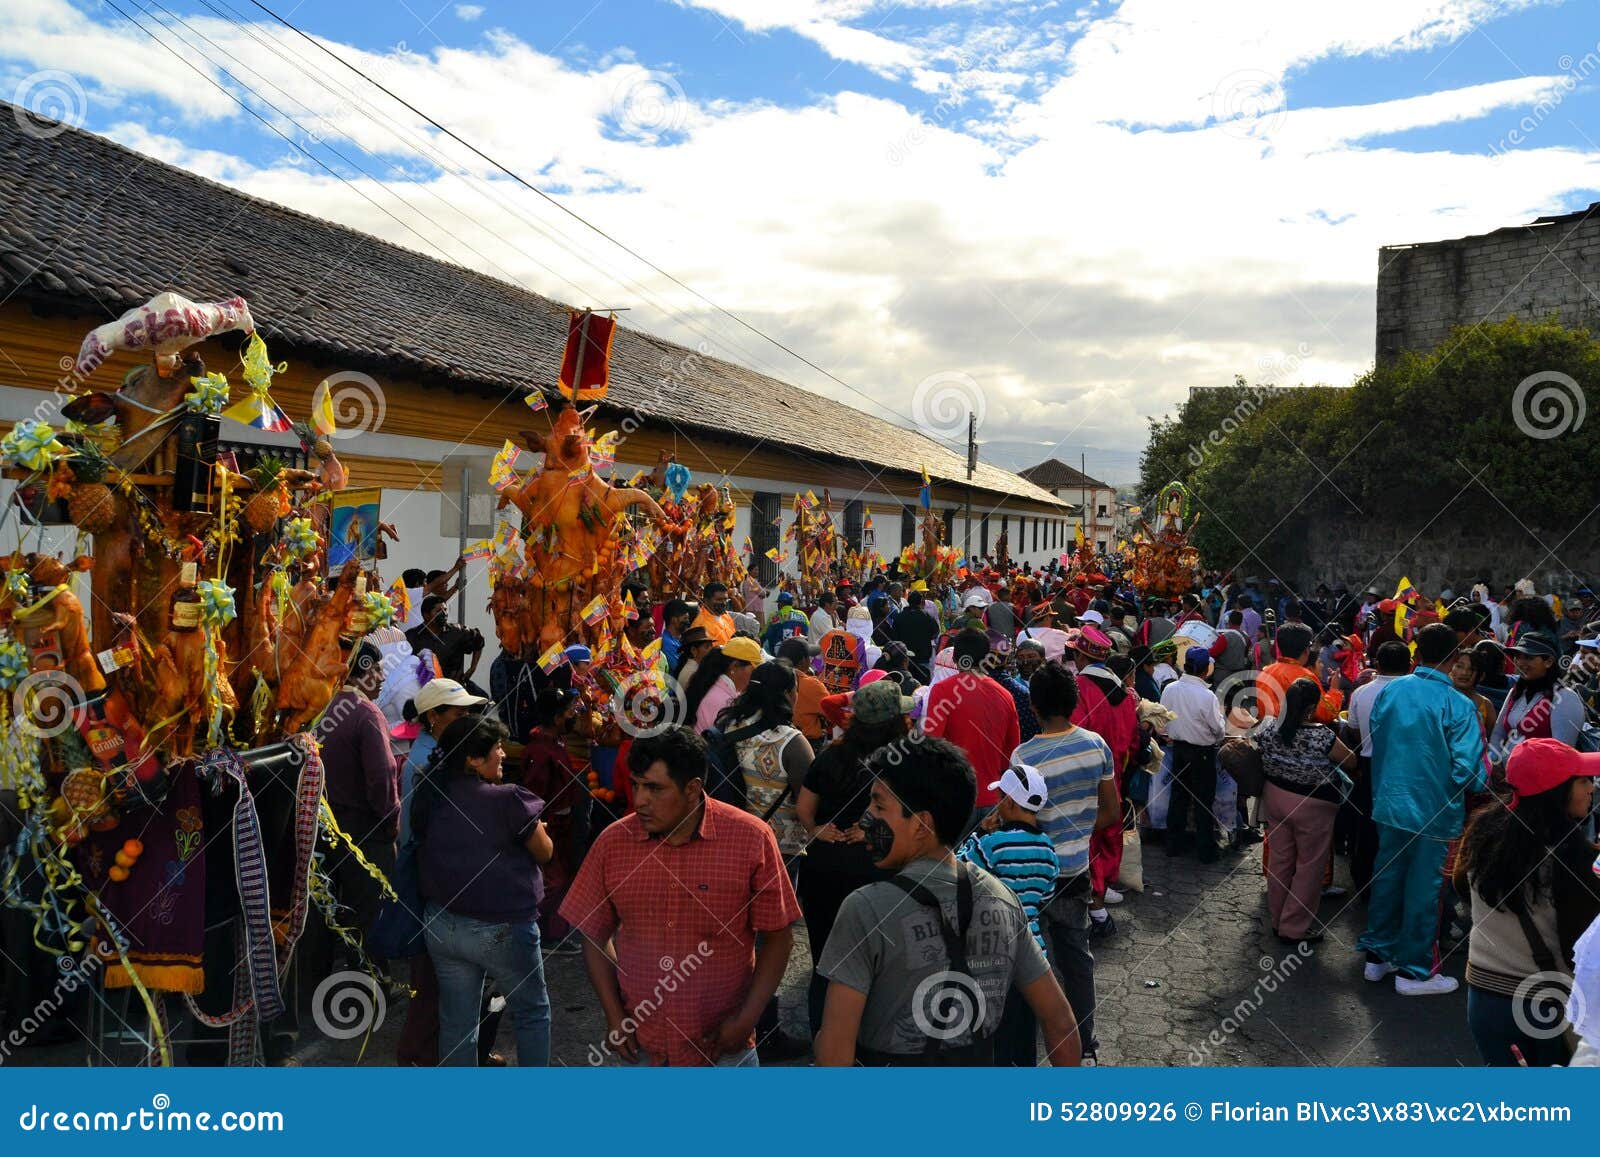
[560,726,800,1066]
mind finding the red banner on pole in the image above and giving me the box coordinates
[559,309,616,402]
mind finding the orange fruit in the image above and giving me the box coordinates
[108,865,130,883]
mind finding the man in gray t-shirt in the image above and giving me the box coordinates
[819,858,1049,1055]
[812,735,1081,1067]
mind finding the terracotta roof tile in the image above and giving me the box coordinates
[0,104,1065,508]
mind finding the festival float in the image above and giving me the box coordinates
[0,292,399,1065]
[1128,481,1202,599]
[897,504,963,588]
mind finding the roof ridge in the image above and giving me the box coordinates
[0,102,1066,507]
[0,99,552,313]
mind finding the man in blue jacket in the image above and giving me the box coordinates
[1356,623,1485,995]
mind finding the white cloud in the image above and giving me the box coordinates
[4,0,1597,480]
[454,4,485,20]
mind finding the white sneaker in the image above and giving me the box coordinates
[1363,961,1397,983]
[1103,887,1125,905]
[1396,974,1459,997]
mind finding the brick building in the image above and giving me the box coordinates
[1376,202,1600,362]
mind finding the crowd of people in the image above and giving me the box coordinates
[142,561,1600,1066]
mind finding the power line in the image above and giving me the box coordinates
[241,0,971,450]
[186,0,883,431]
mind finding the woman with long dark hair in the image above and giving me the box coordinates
[1259,677,1342,944]
[716,661,814,858]
[682,645,734,728]
[791,679,911,1031]
[1456,739,1599,1065]
[1490,630,1585,760]
[413,714,554,1065]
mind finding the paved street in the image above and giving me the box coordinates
[15,835,1478,1068]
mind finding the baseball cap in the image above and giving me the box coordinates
[777,590,795,605]
[722,636,765,664]
[1505,738,1600,809]
[564,644,592,664]
[851,678,914,724]
[1079,608,1104,626]
[988,763,1049,813]
[1506,630,1560,659]
[413,678,488,715]
[1183,645,1213,675]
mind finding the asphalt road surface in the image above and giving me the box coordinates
[10,835,1481,1068]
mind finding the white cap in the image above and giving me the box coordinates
[413,678,488,715]
[960,588,992,609]
[987,763,1049,813]
[1079,608,1104,626]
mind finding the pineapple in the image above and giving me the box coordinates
[244,455,287,535]
[65,443,119,535]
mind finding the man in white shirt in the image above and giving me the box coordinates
[1345,640,1409,896]
[1159,646,1228,862]
[808,592,839,644]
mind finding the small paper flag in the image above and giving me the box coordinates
[462,539,492,563]
[489,440,523,491]
[525,392,549,413]
[536,642,566,672]
[580,594,609,625]
[386,580,411,624]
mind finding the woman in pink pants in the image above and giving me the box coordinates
[1258,678,1345,945]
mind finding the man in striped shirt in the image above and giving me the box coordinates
[958,763,1059,1066]
[1015,661,1120,1064]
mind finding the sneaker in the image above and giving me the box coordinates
[1089,913,1116,941]
[1103,887,1125,906]
[1363,961,1397,983]
[1395,974,1459,997]
[1321,884,1348,898]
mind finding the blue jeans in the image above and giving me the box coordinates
[423,903,550,1066]
[1467,986,1573,1067]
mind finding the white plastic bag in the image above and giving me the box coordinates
[1145,745,1174,830]
[1118,826,1144,892]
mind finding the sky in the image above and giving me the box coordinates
[5,0,1600,484]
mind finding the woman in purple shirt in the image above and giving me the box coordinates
[412,714,554,1064]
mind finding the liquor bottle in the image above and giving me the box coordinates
[170,561,201,632]
[172,412,221,513]
[343,575,370,638]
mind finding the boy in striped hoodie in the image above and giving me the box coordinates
[957,764,1059,1065]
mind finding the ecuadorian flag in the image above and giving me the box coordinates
[223,389,293,433]
[1393,576,1419,638]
